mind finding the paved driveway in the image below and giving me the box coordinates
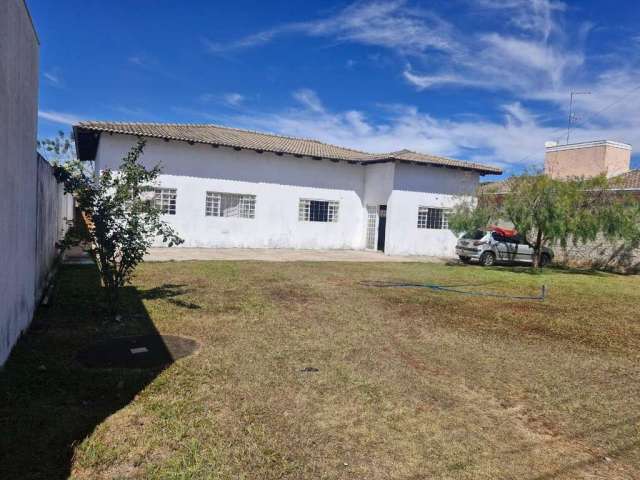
[144,247,447,263]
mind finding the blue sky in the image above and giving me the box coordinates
[30,0,640,176]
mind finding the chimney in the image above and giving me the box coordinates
[544,140,631,179]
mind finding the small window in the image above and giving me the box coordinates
[154,188,177,215]
[298,199,339,223]
[417,207,449,229]
[206,192,256,218]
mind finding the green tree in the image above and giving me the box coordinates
[53,138,183,314]
[37,130,76,164]
[450,173,640,268]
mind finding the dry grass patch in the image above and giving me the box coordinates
[2,261,640,479]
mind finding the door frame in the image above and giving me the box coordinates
[365,205,379,250]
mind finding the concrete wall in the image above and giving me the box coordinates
[35,156,74,301]
[553,236,640,273]
[545,141,631,179]
[0,0,39,365]
[385,163,479,256]
[95,134,483,256]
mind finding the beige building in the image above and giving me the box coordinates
[544,140,632,180]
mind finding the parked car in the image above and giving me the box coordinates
[455,229,554,267]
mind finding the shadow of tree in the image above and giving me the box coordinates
[445,260,610,277]
[0,264,176,479]
[138,283,202,310]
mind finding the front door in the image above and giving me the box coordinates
[377,206,387,251]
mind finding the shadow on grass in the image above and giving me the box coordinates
[138,283,201,310]
[0,264,182,479]
[445,260,610,277]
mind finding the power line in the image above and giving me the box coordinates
[504,82,640,172]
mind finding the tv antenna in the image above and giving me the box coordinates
[566,91,591,144]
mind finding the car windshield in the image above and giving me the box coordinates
[462,230,486,240]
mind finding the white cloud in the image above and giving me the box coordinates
[292,89,325,113]
[474,0,566,40]
[225,90,640,174]
[199,1,640,170]
[403,68,491,90]
[199,92,247,108]
[38,110,82,126]
[43,71,61,86]
[128,56,147,67]
[222,93,245,107]
[205,1,458,56]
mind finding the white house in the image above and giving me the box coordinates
[74,122,501,256]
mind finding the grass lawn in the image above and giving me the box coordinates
[2,260,640,479]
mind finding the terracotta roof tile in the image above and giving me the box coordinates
[74,121,502,174]
[611,170,640,189]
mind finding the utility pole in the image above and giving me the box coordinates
[566,91,591,144]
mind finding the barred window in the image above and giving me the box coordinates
[206,192,256,218]
[298,199,339,223]
[153,188,177,215]
[417,207,449,229]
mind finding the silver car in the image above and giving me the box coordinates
[455,230,554,267]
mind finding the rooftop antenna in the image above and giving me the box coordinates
[566,90,591,144]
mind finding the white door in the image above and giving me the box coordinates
[366,206,378,250]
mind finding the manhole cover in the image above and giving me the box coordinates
[77,335,199,369]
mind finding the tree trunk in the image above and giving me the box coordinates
[105,285,119,317]
[532,229,544,268]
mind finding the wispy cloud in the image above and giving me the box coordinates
[219,0,636,139]
[292,89,324,113]
[224,89,640,173]
[204,1,457,56]
[43,71,62,87]
[38,110,82,125]
[128,55,150,67]
[199,92,246,108]
[206,0,601,116]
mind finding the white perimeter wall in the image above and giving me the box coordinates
[0,0,39,365]
[386,163,479,257]
[35,156,74,301]
[95,135,483,256]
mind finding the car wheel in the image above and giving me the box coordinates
[459,256,471,264]
[479,252,496,267]
[540,253,551,267]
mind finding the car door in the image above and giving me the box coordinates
[514,236,534,263]
[492,232,517,261]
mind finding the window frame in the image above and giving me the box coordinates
[298,198,339,223]
[205,191,256,219]
[153,188,177,215]
[417,206,450,230]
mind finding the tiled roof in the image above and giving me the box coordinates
[611,170,640,189]
[74,121,502,174]
[479,179,512,194]
[480,169,640,194]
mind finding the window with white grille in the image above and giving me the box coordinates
[153,188,177,215]
[298,199,339,223]
[417,207,449,229]
[206,192,256,218]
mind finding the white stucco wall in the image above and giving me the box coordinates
[94,135,484,257]
[96,135,367,249]
[0,0,39,365]
[385,163,479,256]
